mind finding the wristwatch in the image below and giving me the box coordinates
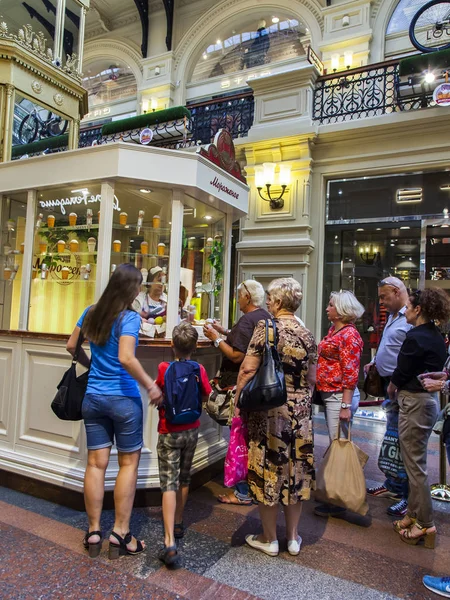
[341,402,351,409]
[214,338,223,348]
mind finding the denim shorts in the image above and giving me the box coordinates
[82,394,143,453]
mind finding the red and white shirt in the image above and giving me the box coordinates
[316,324,363,393]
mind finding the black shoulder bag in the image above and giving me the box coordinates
[51,330,90,421]
[238,318,287,412]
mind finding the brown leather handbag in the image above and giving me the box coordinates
[363,364,384,398]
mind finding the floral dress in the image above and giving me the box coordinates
[245,318,317,506]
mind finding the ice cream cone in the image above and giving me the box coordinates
[47,215,55,228]
[157,243,166,256]
[69,213,77,226]
[3,267,11,280]
[153,215,160,228]
[113,240,121,252]
[120,212,128,226]
[57,240,66,253]
[61,267,70,280]
[69,239,79,253]
[140,241,148,255]
[39,242,47,254]
[87,237,96,253]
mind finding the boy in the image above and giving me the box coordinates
[155,322,212,565]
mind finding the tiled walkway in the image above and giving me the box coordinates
[1,415,449,600]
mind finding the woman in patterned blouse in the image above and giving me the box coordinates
[315,290,365,517]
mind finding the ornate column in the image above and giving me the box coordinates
[1,84,15,162]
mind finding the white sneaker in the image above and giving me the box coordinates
[245,534,279,556]
[287,536,302,556]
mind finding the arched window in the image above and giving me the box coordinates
[82,59,137,122]
[191,14,309,83]
[387,0,429,34]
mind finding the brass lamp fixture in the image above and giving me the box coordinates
[254,163,291,210]
[359,244,380,265]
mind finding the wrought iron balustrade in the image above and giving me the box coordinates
[313,61,434,125]
[187,92,254,145]
[79,125,102,147]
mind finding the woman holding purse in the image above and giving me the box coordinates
[234,277,316,557]
[67,264,163,558]
[315,290,365,518]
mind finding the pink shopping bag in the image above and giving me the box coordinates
[224,416,248,488]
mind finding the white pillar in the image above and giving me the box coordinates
[95,181,114,300]
[220,211,233,330]
[166,190,183,338]
[18,189,37,330]
[54,0,67,66]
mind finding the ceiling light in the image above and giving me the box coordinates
[376,228,382,231]
[400,226,410,230]
[424,71,435,84]
[356,228,364,231]
[440,184,450,191]
[71,188,89,194]
[189,236,196,240]
[202,53,207,59]
[139,188,152,194]
[272,16,279,23]
[396,188,422,204]
[216,39,221,45]
[204,215,212,220]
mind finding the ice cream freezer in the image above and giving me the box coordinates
[0,139,248,502]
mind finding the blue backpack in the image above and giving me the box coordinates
[163,360,202,425]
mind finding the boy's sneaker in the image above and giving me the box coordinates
[387,498,408,517]
[366,484,402,499]
[423,575,450,598]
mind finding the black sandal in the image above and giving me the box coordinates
[158,544,178,566]
[174,522,185,539]
[83,530,102,558]
[108,531,146,560]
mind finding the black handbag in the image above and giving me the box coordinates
[363,364,385,398]
[238,318,287,412]
[51,330,90,421]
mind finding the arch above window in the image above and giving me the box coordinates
[387,0,429,34]
[191,14,309,83]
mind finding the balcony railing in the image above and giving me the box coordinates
[187,91,255,145]
[313,60,435,125]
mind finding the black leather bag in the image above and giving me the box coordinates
[51,331,90,421]
[238,318,287,412]
[363,364,384,398]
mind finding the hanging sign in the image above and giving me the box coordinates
[433,83,450,106]
[139,128,153,144]
[307,46,324,76]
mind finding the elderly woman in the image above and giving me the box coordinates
[234,277,316,557]
[387,288,450,548]
[314,290,364,517]
[204,279,269,505]
[133,266,167,320]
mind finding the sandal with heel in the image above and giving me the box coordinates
[393,516,416,533]
[398,523,437,549]
[83,530,103,558]
[108,531,146,559]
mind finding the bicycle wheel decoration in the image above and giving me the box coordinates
[18,113,39,144]
[409,0,450,53]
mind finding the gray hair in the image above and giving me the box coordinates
[267,277,303,312]
[330,290,365,323]
[237,279,265,307]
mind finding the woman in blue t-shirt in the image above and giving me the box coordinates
[67,264,162,559]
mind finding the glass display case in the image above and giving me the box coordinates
[0,193,27,329]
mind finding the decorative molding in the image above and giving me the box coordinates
[84,39,144,75]
[5,84,14,98]
[197,129,246,183]
[31,80,43,94]
[53,93,64,106]
[174,0,324,70]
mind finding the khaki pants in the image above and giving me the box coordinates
[398,390,438,528]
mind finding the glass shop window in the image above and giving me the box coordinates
[28,183,101,334]
[0,193,27,330]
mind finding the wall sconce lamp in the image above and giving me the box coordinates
[331,51,354,72]
[359,244,380,265]
[154,66,160,76]
[141,98,149,113]
[342,14,350,26]
[150,98,158,112]
[255,163,291,210]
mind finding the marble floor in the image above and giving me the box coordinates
[1,414,449,600]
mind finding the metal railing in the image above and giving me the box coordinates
[313,60,434,125]
[187,91,255,145]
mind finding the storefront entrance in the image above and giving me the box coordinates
[324,170,450,384]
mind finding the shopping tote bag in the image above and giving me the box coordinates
[315,423,369,516]
[224,416,248,488]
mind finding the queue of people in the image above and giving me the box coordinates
[67,268,450,586]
